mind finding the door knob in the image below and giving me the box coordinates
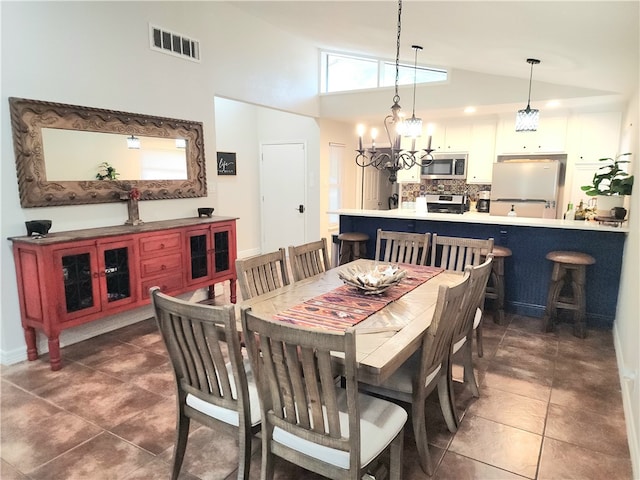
[298,205,305,213]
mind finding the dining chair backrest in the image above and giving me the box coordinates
[235,248,290,300]
[288,238,331,281]
[150,287,260,480]
[453,254,494,347]
[418,273,471,393]
[374,229,431,265]
[241,307,407,480]
[430,234,494,272]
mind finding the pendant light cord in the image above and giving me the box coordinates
[526,60,534,108]
[393,0,402,104]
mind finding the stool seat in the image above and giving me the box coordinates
[338,232,369,242]
[545,251,595,265]
[337,232,370,265]
[492,245,513,258]
[543,250,595,338]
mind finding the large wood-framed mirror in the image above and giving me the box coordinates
[9,97,207,207]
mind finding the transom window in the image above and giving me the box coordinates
[321,51,447,94]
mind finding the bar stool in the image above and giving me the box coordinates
[337,232,369,265]
[483,245,512,326]
[542,250,595,338]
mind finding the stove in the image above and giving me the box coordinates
[424,194,466,214]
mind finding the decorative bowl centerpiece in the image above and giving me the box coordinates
[338,264,407,295]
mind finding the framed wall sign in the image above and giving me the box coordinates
[217,151,237,175]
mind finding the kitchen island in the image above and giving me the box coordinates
[331,208,629,328]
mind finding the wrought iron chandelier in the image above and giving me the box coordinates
[515,58,541,132]
[355,0,433,183]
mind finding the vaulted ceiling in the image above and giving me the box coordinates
[229,1,639,121]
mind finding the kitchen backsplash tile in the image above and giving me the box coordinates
[400,180,491,202]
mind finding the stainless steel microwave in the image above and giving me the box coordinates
[421,153,468,180]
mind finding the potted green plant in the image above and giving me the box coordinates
[581,153,634,216]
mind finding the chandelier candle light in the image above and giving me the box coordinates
[355,0,434,183]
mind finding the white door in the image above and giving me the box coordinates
[362,166,382,209]
[261,143,306,252]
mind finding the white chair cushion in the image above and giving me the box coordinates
[272,389,407,469]
[186,358,261,427]
[473,307,482,329]
[452,335,467,354]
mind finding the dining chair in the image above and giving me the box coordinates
[288,238,331,281]
[358,273,470,475]
[235,248,290,300]
[447,254,494,427]
[374,229,431,265]
[429,234,494,272]
[150,287,261,480]
[430,234,494,355]
[240,307,408,480]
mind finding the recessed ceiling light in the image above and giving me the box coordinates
[464,106,476,114]
[546,100,560,108]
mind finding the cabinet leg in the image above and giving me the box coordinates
[48,336,62,371]
[24,327,38,361]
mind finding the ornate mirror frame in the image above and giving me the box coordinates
[9,97,207,207]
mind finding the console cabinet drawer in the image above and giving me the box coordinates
[140,274,183,299]
[139,232,182,257]
[140,253,182,278]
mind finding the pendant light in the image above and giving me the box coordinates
[354,0,433,183]
[515,58,541,132]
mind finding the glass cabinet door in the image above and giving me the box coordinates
[187,228,212,282]
[213,230,230,273]
[56,246,101,320]
[98,240,136,308]
[62,252,95,313]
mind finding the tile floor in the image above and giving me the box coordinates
[1,298,633,480]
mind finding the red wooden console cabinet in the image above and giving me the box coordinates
[9,216,237,370]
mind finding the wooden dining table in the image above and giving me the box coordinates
[236,259,463,386]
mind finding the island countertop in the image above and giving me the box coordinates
[333,208,628,328]
[329,208,629,233]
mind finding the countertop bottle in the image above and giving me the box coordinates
[564,202,575,220]
[575,200,585,220]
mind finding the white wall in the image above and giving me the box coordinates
[1,1,319,363]
[214,97,321,257]
[613,88,640,478]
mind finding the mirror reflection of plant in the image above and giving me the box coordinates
[95,162,119,180]
[581,153,634,196]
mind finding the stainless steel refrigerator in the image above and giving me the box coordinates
[489,160,561,218]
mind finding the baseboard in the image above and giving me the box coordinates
[613,321,639,479]
[507,302,614,329]
[0,289,209,367]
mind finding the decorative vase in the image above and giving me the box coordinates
[124,198,144,226]
[596,195,624,217]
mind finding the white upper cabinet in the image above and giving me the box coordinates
[496,115,568,154]
[467,122,497,184]
[568,111,622,162]
[395,162,421,183]
[430,123,472,152]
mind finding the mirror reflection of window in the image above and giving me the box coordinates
[41,128,188,181]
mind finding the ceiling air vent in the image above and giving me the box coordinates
[149,24,200,62]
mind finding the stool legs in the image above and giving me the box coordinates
[338,240,368,265]
[543,263,587,338]
[485,257,506,326]
[338,241,353,266]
